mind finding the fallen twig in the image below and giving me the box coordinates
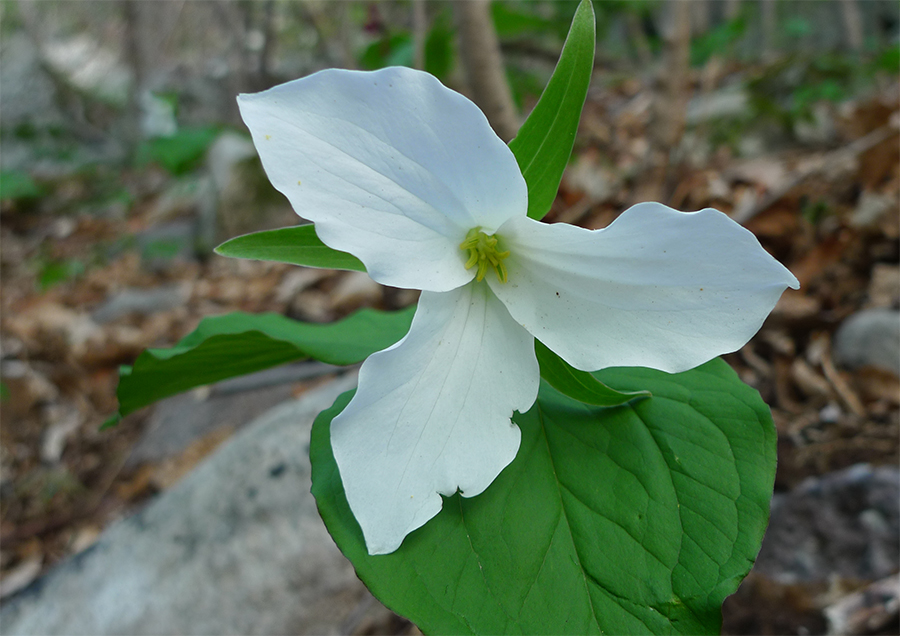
[733,126,897,225]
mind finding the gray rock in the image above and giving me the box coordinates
[0,33,95,175]
[0,373,391,635]
[685,87,749,125]
[41,35,131,107]
[141,175,218,256]
[207,132,258,194]
[213,361,339,396]
[833,308,900,376]
[850,192,896,229]
[140,92,177,138]
[793,102,837,146]
[206,132,294,241]
[146,176,213,225]
[207,131,259,241]
[127,365,343,467]
[0,33,64,132]
[135,220,198,267]
[92,284,190,324]
[755,464,900,584]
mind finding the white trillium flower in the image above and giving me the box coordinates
[238,66,799,555]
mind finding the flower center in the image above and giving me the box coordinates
[460,227,510,283]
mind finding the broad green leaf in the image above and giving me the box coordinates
[215,224,365,271]
[508,0,595,221]
[113,306,413,419]
[535,339,650,407]
[311,358,776,634]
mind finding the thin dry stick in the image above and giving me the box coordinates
[645,0,691,201]
[412,0,426,71]
[839,0,864,53]
[122,0,143,153]
[653,0,691,152]
[454,0,519,142]
[761,0,777,62]
[733,126,896,225]
[820,353,867,418]
[338,592,378,636]
[691,0,710,36]
[624,11,652,66]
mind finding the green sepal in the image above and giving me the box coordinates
[508,0,595,221]
[535,339,650,407]
[215,224,366,272]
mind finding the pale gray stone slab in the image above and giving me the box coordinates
[0,372,387,636]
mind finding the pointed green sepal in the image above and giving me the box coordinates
[535,339,650,407]
[215,224,366,272]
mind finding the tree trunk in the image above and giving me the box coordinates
[839,0,864,52]
[653,0,691,152]
[691,0,710,36]
[121,0,144,154]
[412,0,426,71]
[454,0,519,142]
[257,0,276,85]
[625,11,652,67]
[643,0,692,203]
[725,0,742,21]
[761,0,777,62]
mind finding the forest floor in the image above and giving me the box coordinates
[1,64,898,634]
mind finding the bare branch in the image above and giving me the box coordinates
[412,0,426,71]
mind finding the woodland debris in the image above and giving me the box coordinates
[824,574,900,636]
[0,556,42,601]
[92,284,190,324]
[0,361,59,418]
[40,404,83,463]
[732,126,897,225]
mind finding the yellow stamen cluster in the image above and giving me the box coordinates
[460,227,510,283]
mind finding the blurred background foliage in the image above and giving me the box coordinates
[1,0,896,275]
[1,0,897,176]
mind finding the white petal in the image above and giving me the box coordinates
[489,203,800,373]
[331,283,539,555]
[238,67,527,292]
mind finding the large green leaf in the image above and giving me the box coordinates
[112,306,413,420]
[215,224,365,272]
[508,0,595,221]
[311,358,776,634]
[535,339,650,407]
